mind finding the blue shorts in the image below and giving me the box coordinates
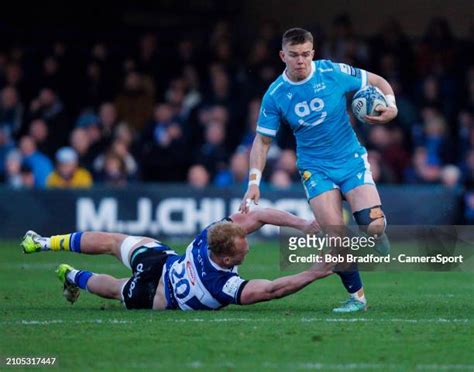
[300,147,374,200]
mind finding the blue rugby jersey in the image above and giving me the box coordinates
[257,60,368,170]
[163,225,247,311]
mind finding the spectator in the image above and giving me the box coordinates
[80,43,115,108]
[114,122,135,149]
[274,149,299,182]
[237,98,260,152]
[0,126,15,179]
[464,192,474,224]
[3,63,32,104]
[93,138,138,180]
[140,103,187,181]
[370,18,415,88]
[195,120,228,177]
[214,151,249,187]
[19,164,35,189]
[4,150,22,188]
[420,112,453,164]
[404,146,441,184]
[28,88,69,152]
[39,56,63,95]
[188,164,210,189]
[95,151,128,187]
[321,14,369,66]
[181,65,202,116]
[416,17,457,77]
[28,119,53,158]
[461,149,474,188]
[46,147,92,188]
[368,126,410,183]
[115,71,154,132]
[440,165,462,188]
[367,150,396,184]
[19,135,53,188]
[75,112,104,161]
[0,86,23,135]
[98,102,119,144]
[270,169,292,190]
[70,128,93,169]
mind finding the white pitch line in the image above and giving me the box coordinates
[262,362,474,370]
[301,318,470,323]
[0,263,127,270]
[416,365,474,371]
[0,318,470,326]
[1,319,135,325]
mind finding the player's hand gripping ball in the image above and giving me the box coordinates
[351,85,387,124]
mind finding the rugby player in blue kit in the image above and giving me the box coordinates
[21,208,333,310]
[240,28,398,312]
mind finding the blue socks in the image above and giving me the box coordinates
[337,270,362,294]
[67,270,93,290]
[70,232,84,253]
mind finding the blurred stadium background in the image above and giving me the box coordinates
[0,2,473,237]
[0,2,472,213]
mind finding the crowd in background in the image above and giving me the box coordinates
[0,16,473,219]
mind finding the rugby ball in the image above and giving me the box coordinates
[351,85,387,123]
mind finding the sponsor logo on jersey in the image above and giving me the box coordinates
[222,276,245,297]
[294,98,325,118]
[128,263,144,298]
[339,63,357,77]
[303,170,312,181]
[186,260,196,286]
[313,83,326,93]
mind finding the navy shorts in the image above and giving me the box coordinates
[122,247,174,310]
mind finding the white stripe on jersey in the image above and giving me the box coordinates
[361,69,368,89]
[256,125,277,137]
[270,82,284,96]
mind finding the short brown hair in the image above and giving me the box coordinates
[208,222,246,256]
[282,28,313,47]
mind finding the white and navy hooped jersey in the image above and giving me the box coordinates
[163,225,248,311]
[257,59,368,170]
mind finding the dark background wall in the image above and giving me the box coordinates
[243,0,473,38]
[1,1,472,41]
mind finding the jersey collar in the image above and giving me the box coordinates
[282,61,315,85]
[207,249,234,272]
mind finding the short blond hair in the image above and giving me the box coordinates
[208,222,246,256]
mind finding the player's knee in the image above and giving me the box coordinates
[367,217,386,237]
[353,205,386,236]
[107,233,129,257]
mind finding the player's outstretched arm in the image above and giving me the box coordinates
[239,134,273,213]
[230,208,319,235]
[239,259,333,305]
[365,72,398,125]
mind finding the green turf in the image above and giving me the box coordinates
[1,240,473,371]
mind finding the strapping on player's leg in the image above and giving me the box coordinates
[353,205,390,255]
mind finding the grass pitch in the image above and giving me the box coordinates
[1,240,473,371]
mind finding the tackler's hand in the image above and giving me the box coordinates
[239,184,260,214]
